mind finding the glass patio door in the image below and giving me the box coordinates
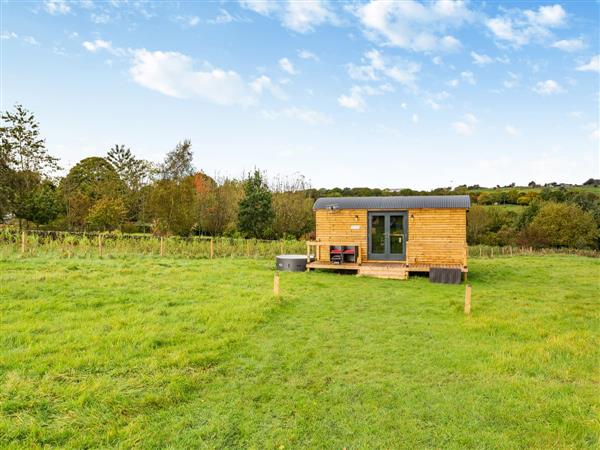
[368,212,407,261]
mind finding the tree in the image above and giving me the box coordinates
[197,177,243,236]
[237,170,274,239]
[160,140,194,181]
[522,202,597,248]
[271,175,314,238]
[0,104,59,174]
[0,104,60,227]
[106,144,152,223]
[60,157,125,229]
[86,197,127,231]
[146,178,198,235]
[19,180,63,225]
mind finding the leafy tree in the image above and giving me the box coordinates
[86,197,127,231]
[0,104,60,226]
[272,175,314,238]
[146,178,198,236]
[197,177,243,236]
[60,157,125,229]
[20,180,63,225]
[106,144,152,223]
[0,104,59,173]
[522,202,597,248]
[237,170,274,239]
[160,140,194,181]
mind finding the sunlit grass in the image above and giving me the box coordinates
[1,255,598,448]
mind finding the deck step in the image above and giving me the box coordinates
[357,265,409,280]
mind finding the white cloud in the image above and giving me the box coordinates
[412,113,419,124]
[461,71,475,85]
[82,39,125,57]
[525,4,566,26]
[24,36,40,46]
[1,31,17,40]
[239,0,278,16]
[432,56,443,65]
[533,79,565,95]
[447,79,459,88]
[278,57,297,75]
[91,13,111,24]
[505,125,519,136]
[275,107,332,125]
[486,4,566,47]
[298,49,319,61]
[129,49,254,106]
[240,0,336,33]
[452,113,477,136]
[503,71,520,89]
[568,111,583,119]
[44,0,70,15]
[353,0,472,52]
[471,51,493,65]
[172,15,201,28]
[250,75,288,100]
[551,38,585,52]
[82,39,112,52]
[337,84,389,112]
[283,0,336,33]
[576,55,600,74]
[347,49,420,89]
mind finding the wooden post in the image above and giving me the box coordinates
[98,233,103,257]
[21,231,26,254]
[490,247,493,258]
[273,272,280,297]
[479,245,482,257]
[210,238,214,259]
[246,240,250,257]
[464,284,472,315]
[160,236,164,256]
[509,246,513,256]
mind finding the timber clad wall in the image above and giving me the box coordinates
[315,209,368,262]
[315,208,467,267]
[406,209,467,267]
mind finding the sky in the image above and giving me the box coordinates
[1,0,599,190]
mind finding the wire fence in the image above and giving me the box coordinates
[1,229,597,259]
[0,229,306,259]
[468,244,599,259]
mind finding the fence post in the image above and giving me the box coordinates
[479,245,482,257]
[273,272,280,297]
[21,231,26,254]
[210,238,214,259]
[509,246,513,256]
[464,284,472,315]
[246,240,250,258]
[98,233,103,257]
[490,247,493,258]
[160,236,164,257]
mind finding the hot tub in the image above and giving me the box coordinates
[276,254,309,272]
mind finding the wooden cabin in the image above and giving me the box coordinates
[306,195,470,280]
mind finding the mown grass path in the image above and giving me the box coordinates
[1,256,598,448]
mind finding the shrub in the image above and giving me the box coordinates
[521,202,598,249]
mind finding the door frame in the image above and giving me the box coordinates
[367,211,408,261]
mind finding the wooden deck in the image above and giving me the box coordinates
[306,260,467,280]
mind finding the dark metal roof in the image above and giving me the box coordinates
[313,195,470,210]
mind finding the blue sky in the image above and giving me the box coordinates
[1,0,599,189]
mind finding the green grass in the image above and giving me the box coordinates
[1,255,598,448]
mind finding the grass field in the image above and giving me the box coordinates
[1,255,599,448]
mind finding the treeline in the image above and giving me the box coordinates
[468,202,599,249]
[1,104,598,248]
[0,104,313,239]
